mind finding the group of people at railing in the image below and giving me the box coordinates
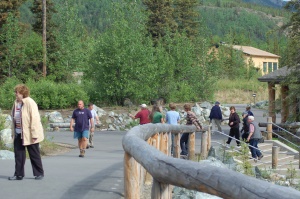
[129,103,202,157]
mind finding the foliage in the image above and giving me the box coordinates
[281,0,300,121]
[143,0,177,43]
[52,1,95,82]
[0,0,25,28]
[236,142,254,176]
[173,0,201,39]
[85,2,159,105]
[27,79,89,109]
[0,77,89,109]
[30,0,60,74]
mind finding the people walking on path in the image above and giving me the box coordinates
[247,116,263,162]
[226,106,241,148]
[9,84,44,180]
[166,103,180,155]
[180,104,202,156]
[246,106,254,116]
[87,103,99,149]
[149,105,164,124]
[70,100,94,157]
[209,101,223,132]
[241,111,250,142]
[129,104,151,125]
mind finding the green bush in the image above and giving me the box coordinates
[0,78,89,110]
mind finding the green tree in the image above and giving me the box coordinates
[86,2,159,105]
[30,0,60,77]
[282,0,300,121]
[173,0,201,39]
[0,0,25,28]
[143,0,177,44]
[0,14,26,81]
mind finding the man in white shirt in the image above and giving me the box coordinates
[87,103,100,148]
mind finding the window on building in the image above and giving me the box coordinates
[268,62,273,73]
[263,62,267,73]
[273,62,278,71]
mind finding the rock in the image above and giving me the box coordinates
[4,114,12,129]
[0,129,13,144]
[64,117,72,123]
[93,104,107,117]
[0,150,14,160]
[48,111,64,123]
[270,173,286,181]
[296,128,300,136]
[195,192,222,199]
[118,117,123,123]
[200,157,228,169]
[202,109,210,120]
[107,124,116,131]
[106,118,112,124]
[108,111,115,117]
[192,105,202,116]
[200,101,212,110]
[208,146,216,157]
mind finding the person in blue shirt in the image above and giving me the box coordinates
[166,103,180,156]
[246,106,254,116]
[70,100,94,157]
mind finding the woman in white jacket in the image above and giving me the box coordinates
[8,84,44,180]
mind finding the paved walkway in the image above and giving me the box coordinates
[0,131,125,199]
[0,104,280,199]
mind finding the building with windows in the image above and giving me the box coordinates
[232,45,280,75]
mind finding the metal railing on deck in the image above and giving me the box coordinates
[122,123,300,199]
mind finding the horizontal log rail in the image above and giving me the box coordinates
[122,123,300,199]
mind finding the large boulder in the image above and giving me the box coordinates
[200,101,212,110]
[0,129,13,144]
[48,111,64,123]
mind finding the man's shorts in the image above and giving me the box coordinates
[74,130,89,139]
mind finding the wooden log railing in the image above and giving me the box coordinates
[122,124,300,199]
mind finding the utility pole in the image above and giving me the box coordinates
[42,0,47,77]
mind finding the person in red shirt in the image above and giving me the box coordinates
[129,104,151,125]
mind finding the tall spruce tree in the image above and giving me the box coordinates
[173,0,200,39]
[282,0,300,121]
[143,0,177,43]
[30,0,59,76]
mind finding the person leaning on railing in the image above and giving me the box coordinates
[180,104,202,156]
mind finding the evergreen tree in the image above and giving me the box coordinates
[143,0,177,43]
[173,0,200,39]
[30,0,60,76]
[282,0,300,121]
[0,0,25,28]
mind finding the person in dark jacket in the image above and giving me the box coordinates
[246,106,254,116]
[226,106,241,148]
[209,101,223,132]
[241,111,249,142]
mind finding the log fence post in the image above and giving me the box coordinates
[188,132,195,160]
[272,146,279,169]
[174,133,180,158]
[124,152,140,199]
[201,131,208,159]
[207,128,211,153]
[267,117,273,140]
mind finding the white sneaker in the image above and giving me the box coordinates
[236,145,241,149]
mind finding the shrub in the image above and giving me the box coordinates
[0,78,89,110]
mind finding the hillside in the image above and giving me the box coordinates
[243,0,288,8]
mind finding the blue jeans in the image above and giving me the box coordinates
[249,138,262,158]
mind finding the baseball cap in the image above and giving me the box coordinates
[140,104,147,108]
[215,101,220,105]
